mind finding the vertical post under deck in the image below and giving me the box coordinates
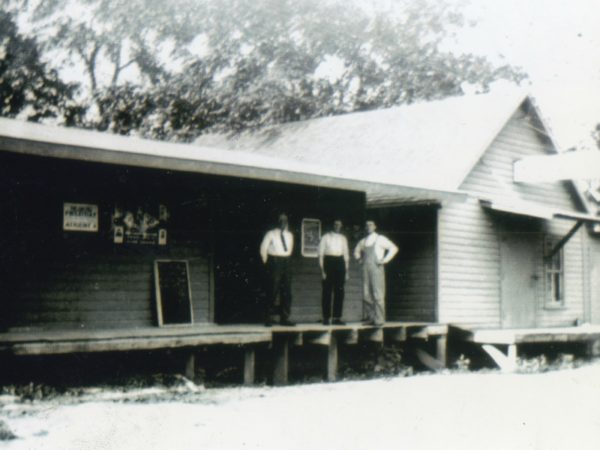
[184,352,196,381]
[326,333,338,382]
[243,346,256,386]
[436,336,448,368]
[507,344,518,369]
[273,336,289,386]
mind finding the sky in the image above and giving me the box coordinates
[446,0,600,151]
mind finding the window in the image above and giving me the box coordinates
[544,238,564,307]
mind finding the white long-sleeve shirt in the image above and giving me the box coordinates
[318,232,349,269]
[353,233,398,264]
[260,228,294,263]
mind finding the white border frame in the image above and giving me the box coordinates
[301,218,321,258]
[154,259,194,326]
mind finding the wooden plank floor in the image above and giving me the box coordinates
[455,324,600,345]
[0,324,271,355]
[0,321,447,355]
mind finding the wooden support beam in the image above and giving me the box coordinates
[546,220,584,261]
[508,344,518,364]
[273,337,289,386]
[482,344,518,373]
[306,331,331,346]
[184,352,196,381]
[342,329,359,344]
[243,347,255,386]
[414,348,445,371]
[326,334,338,382]
[409,327,428,340]
[291,333,303,346]
[363,328,384,343]
[436,336,448,368]
[386,326,407,342]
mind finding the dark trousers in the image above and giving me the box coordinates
[322,256,346,321]
[266,256,292,321]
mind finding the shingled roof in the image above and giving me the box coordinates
[0,117,463,203]
[195,87,535,202]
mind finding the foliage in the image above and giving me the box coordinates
[4,0,527,138]
[0,9,82,123]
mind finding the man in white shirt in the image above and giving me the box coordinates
[354,220,398,326]
[260,213,295,326]
[318,219,349,325]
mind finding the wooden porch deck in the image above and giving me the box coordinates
[0,322,448,385]
[451,324,600,372]
[453,324,600,345]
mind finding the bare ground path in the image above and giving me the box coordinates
[2,362,600,450]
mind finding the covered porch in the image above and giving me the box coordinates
[0,321,447,386]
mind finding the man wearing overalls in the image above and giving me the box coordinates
[353,220,398,326]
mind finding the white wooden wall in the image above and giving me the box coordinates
[437,106,588,328]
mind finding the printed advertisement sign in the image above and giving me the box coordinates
[111,204,169,245]
[301,218,321,257]
[63,203,99,232]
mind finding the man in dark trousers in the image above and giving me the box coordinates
[318,219,350,325]
[260,213,295,326]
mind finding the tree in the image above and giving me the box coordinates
[9,0,527,138]
[0,8,82,123]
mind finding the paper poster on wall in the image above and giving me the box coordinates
[63,203,99,232]
[301,218,321,257]
[111,204,169,245]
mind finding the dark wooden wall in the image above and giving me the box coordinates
[0,151,364,330]
[366,205,438,322]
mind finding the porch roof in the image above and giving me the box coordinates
[0,117,464,203]
[480,199,600,223]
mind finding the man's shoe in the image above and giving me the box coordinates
[322,318,332,325]
[264,320,274,327]
[332,319,346,325]
[280,319,296,326]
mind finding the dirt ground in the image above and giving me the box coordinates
[1,358,600,450]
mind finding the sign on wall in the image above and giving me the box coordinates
[301,218,321,257]
[63,203,99,232]
[111,204,169,245]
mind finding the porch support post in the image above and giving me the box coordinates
[507,344,518,366]
[436,335,448,368]
[243,347,256,386]
[273,336,289,386]
[326,333,338,382]
[184,352,196,381]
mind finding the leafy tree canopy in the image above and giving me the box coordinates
[0,8,81,123]
[3,0,527,139]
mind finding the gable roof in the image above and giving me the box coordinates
[0,117,464,203]
[195,87,532,198]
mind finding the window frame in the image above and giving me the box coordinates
[543,236,565,309]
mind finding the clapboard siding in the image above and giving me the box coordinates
[438,199,501,328]
[290,256,363,322]
[438,106,587,328]
[368,206,437,322]
[461,108,582,211]
[4,241,211,330]
[590,235,600,324]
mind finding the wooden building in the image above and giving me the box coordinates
[0,117,458,383]
[197,88,600,366]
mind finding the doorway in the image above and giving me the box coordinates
[500,232,540,328]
